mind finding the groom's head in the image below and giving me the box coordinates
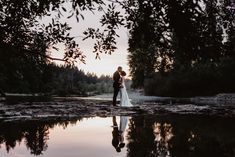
[117,66,122,72]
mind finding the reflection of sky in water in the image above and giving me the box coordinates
[0,117,129,157]
[0,115,235,157]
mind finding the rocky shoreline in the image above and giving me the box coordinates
[0,98,235,122]
[0,92,234,122]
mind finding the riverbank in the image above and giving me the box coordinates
[0,98,235,122]
[0,91,235,122]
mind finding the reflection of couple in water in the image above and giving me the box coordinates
[112,116,129,152]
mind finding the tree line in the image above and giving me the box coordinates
[0,61,113,96]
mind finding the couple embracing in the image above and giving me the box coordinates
[112,66,132,107]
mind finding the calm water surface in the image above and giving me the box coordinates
[0,115,234,157]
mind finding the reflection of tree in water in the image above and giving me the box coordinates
[24,125,49,155]
[0,123,24,152]
[126,115,235,157]
[0,118,82,155]
[126,117,174,157]
[150,122,174,157]
[126,116,155,157]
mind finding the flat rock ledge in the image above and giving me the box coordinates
[0,101,235,121]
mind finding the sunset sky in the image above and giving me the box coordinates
[47,2,130,77]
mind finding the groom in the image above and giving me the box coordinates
[112,66,122,106]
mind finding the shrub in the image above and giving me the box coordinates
[144,58,235,97]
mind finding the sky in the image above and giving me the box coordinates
[47,2,130,77]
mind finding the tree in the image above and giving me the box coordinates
[0,0,123,93]
[126,0,172,88]
[122,0,235,93]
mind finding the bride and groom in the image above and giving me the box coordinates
[112,66,132,107]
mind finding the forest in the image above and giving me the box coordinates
[0,62,113,96]
[127,0,235,96]
[0,0,235,97]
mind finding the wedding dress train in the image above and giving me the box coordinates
[120,77,133,107]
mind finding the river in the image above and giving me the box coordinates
[0,115,234,157]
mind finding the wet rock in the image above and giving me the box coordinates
[0,100,235,121]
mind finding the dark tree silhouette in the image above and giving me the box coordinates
[122,0,235,95]
[0,0,125,94]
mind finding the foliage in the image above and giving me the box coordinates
[126,0,173,88]
[0,62,113,96]
[0,0,124,63]
[144,57,235,97]
[122,0,235,95]
[0,0,124,94]
[83,3,125,59]
[0,0,88,63]
[49,65,114,96]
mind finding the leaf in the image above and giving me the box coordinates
[76,16,79,22]
[67,13,74,19]
[80,14,84,20]
[52,46,59,51]
[62,7,67,12]
[83,31,88,35]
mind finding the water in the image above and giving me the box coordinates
[0,115,234,157]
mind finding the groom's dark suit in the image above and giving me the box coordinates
[113,71,121,106]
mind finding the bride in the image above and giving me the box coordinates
[119,71,133,107]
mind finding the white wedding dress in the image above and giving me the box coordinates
[120,76,133,107]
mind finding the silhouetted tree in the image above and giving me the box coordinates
[124,0,235,94]
[0,0,123,94]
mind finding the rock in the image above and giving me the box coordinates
[0,100,234,122]
[216,93,235,105]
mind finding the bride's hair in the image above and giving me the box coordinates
[120,71,126,76]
